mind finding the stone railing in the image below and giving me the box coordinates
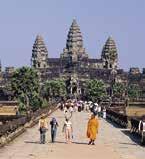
[0,103,58,146]
[0,116,27,137]
[130,118,140,133]
[106,109,128,128]
[0,115,23,122]
[107,108,145,144]
[130,117,145,144]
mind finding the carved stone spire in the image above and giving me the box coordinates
[31,35,48,68]
[66,19,83,49]
[101,36,118,70]
[61,19,88,61]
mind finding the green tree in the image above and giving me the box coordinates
[128,84,140,99]
[11,66,41,111]
[86,80,106,102]
[112,82,126,98]
[42,79,67,101]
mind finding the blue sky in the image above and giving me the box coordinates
[0,0,145,71]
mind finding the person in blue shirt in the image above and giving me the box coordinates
[50,117,59,143]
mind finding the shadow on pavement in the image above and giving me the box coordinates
[106,119,122,128]
[119,142,137,145]
[50,141,88,145]
[25,141,40,144]
[106,119,145,147]
[52,141,66,144]
[121,130,145,146]
[72,141,88,145]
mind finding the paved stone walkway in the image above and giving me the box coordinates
[0,110,144,159]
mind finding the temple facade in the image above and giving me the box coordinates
[30,19,124,97]
[1,19,145,99]
[31,20,118,74]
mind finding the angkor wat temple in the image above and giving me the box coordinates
[1,19,145,99]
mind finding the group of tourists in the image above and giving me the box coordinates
[38,114,73,144]
[38,99,106,145]
[38,115,59,144]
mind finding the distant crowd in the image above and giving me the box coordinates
[59,99,106,118]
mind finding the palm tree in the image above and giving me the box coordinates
[11,66,41,112]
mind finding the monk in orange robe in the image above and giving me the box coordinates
[87,114,99,145]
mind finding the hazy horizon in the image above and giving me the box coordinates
[0,0,145,72]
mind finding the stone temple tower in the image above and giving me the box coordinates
[101,37,118,70]
[31,35,48,69]
[61,19,88,62]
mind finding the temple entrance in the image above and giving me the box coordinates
[66,74,81,99]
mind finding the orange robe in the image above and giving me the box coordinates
[87,118,99,140]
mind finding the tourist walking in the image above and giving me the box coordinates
[92,103,98,116]
[38,115,48,144]
[102,107,106,119]
[139,117,145,144]
[77,101,82,112]
[69,106,74,117]
[62,118,73,144]
[84,101,89,112]
[64,106,72,119]
[88,101,93,112]
[98,105,101,118]
[87,114,99,145]
[50,117,59,143]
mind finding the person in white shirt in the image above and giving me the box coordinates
[62,118,73,143]
[98,106,101,118]
[139,118,145,144]
[102,107,106,119]
[69,106,74,116]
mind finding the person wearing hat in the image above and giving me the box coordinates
[38,114,48,144]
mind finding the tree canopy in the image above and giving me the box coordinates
[112,82,126,98]
[128,84,140,99]
[11,67,41,111]
[42,79,67,101]
[86,79,106,102]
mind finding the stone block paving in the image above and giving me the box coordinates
[0,110,144,159]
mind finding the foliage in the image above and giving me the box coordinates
[41,98,49,108]
[128,84,140,99]
[42,79,67,101]
[11,66,41,111]
[112,82,126,98]
[86,80,106,102]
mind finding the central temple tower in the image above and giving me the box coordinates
[60,19,88,62]
[101,37,118,70]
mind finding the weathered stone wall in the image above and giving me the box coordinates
[0,105,58,147]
